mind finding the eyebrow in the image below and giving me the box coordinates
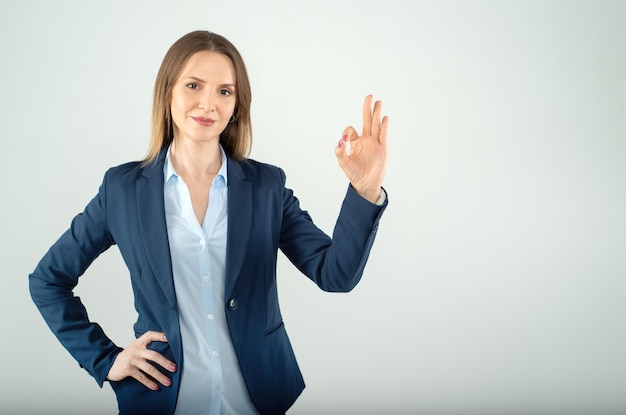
[185,76,236,88]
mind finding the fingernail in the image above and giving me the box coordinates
[342,134,348,141]
[169,364,177,371]
[164,378,172,386]
[151,384,159,391]
[163,334,167,340]
[338,139,343,148]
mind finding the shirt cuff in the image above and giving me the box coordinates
[375,188,387,206]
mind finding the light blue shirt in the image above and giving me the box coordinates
[164,146,258,415]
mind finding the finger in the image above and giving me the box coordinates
[144,349,178,373]
[343,126,358,141]
[137,358,173,387]
[335,135,348,162]
[371,100,383,139]
[342,127,359,157]
[140,331,168,346]
[362,94,373,137]
[379,115,389,144]
[133,370,161,391]
[335,126,358,159]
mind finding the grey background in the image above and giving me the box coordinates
[1,1,625,414]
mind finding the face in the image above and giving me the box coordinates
[170,51,237,146]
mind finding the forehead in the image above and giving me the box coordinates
[178,50,236,82]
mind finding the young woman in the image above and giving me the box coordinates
[30,30,388,415]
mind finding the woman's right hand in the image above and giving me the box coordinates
[106,331,178,390]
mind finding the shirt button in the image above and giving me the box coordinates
[203,275,209,282]
[228,298,238,310]
[199,238,205,247]
[214,389,220,395]
[207,314,213,320]
[212,350,219,357]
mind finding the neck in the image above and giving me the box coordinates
[170,138,222,179]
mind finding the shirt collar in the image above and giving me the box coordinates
[164,144,229,186]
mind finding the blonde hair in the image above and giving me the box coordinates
[143,31,252,165]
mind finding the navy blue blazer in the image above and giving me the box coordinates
[29,148,387,415]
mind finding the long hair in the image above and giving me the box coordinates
[143,31,252,165]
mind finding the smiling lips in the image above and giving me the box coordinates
[191,116,216,126]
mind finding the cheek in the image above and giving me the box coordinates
[171,90,192,110]
[169,105,184,134]
[170,97,186,119]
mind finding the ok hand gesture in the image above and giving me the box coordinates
[335,95,389,203]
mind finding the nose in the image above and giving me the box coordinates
[198,91,215,112]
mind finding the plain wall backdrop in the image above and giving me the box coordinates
[1,1,625,414]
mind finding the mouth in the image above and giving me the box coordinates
[191,116,216,126]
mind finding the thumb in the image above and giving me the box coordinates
[334,126,358,162]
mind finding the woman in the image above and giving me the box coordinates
[29,30,388,415]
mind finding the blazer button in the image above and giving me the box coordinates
[228,298,238,311]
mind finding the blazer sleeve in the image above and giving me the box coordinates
[29,169,123,387]
[278,168,387,292]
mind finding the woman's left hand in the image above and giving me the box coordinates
[335,95,389,203]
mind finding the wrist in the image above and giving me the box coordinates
[353,186,382,204]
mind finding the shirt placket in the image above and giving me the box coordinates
[198,178,225,414]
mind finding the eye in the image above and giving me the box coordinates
[186,83,199,89]
[219,89,232,96]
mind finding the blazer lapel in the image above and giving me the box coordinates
[225,157,252,300]
[136,149,177,311]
